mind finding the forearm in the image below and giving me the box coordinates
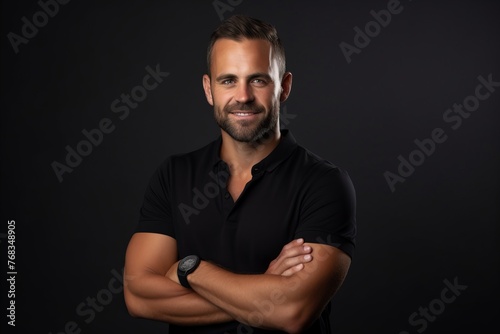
[125,272,233,325]
[188,261,319,332]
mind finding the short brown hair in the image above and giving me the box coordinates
[206,15,286,79]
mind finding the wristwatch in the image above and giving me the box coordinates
[177,255,200,289]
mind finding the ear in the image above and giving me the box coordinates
[279,72,293,103]
[202,74,214,106]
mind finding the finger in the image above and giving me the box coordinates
[276,244,312,264]
[272,245,311,270]
[282,238,304,251]
[281,263,304,277]
[282,254,312,269]
[280,243,311,259]
[266,240,313,275]
[270,253,312,275]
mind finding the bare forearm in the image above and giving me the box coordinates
[185,244,350,333]
[125,273,233,325]
[187,262,318,332]
[124,235,314,327]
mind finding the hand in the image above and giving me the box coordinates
[265,238,313,277]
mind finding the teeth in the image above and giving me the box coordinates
[234,113,252,116]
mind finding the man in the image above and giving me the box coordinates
[124,15,356,333]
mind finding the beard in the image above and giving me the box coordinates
[214,100,279,143]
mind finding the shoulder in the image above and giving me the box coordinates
[143,138,220,192]
[155,137,220,174]
[287,144,356,212]
[292,144,352,186]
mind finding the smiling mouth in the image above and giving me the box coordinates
[231,112,258,116]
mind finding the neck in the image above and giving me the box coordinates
[220,129,281,176]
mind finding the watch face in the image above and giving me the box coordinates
[179,256,197,271]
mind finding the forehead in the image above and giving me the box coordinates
[210,38,275,75]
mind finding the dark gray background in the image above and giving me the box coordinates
[1,0,499,333]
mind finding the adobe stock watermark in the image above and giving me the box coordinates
[178,106,297,225]
[48,267,126,334]
[7,0,72,54]
[213,0,243,21]
[399,277,467,334]
[384,73,499,193]
[51,64,170,183]
[339,0,407,64]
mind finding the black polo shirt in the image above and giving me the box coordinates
[136,129,356,333]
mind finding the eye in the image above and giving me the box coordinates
[221,79,236,85]
[251,78,267,86]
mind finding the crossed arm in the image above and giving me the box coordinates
[124,232,351,333]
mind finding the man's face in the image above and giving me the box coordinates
[203,38,284,143]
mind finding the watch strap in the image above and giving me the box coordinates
[178,272,191,289]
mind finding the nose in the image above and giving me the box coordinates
[235,82,254,104]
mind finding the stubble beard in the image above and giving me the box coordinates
[214,100,280,143]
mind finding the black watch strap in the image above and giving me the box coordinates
[178,272,190,289]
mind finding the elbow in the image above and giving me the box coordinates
[278,303,319,334]
[125,303,140,319]
[126,308,140,319]
[123,288,142,319]
[283,317,312,334]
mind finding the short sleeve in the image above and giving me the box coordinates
[294,167,357,258]
[135,158,176,238]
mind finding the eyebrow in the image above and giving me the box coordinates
[215,72,273,82]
